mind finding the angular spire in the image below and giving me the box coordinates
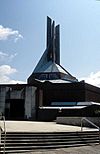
[47,16,60,64]
[27,16,78,83]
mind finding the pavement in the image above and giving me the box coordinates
[0,120,100,154]
[24,144,100,154]
[0,120,98,132]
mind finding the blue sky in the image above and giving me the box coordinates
[0,0,100,87]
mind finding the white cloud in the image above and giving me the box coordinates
[79,71,100,87]
[0,65,26,84]
[0,25,23,42]
[0,51,17,62]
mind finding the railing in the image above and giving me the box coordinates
[81,117,100,143]
[0,113,6,154]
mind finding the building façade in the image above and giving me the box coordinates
[0,17,100,121]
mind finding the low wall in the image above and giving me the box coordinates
[56,117,100,127]
[37,109,58,121]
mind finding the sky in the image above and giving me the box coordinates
[0,0,100,87]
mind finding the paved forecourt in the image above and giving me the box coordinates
[0,120,98,132]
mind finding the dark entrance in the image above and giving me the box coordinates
[10,99,25,120]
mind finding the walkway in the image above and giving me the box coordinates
[0,120,98,132]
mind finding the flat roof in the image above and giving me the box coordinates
[39,106,86,110]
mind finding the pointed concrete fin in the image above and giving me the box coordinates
[47,17,60,64]
[55,25,60,64]
[47,16,51,48]
[52,20,56,62]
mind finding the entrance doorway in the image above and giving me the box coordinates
[10,99,25,120]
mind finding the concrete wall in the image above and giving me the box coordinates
[0,87,6,114]
[56,117,100,127]
[10,90,22,99]
[25,86,37,120]
[0,85,37,120]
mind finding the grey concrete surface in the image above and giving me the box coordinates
[13,144,100,154]
[57,117,100,127]
[0,120,98,132]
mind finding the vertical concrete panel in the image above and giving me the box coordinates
[25,86,37,120]
[31,87,37,120]
[39,89,43,107]
[0,87,6,115]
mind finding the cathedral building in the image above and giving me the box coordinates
[0,17,100,121]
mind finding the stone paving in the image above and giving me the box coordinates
[0,120,98,132]
[14,144,100,154]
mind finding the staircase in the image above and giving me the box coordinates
[0,131,99,153]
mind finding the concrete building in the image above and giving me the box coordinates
[0,17,100,121]
[0,84,37,120]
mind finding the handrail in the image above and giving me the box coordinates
[0,114,6,154]
[81,117,100,131]
[81,117,100,143]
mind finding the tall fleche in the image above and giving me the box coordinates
[47,16,60,64]
[28,16,78,83]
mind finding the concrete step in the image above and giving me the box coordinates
[1,131,99,153]
[1,136,99,143]
[1,131,99,138]
[1,134,99,139]
[1,131,98,135]
[1,143,99,154]
[1,137,99,145]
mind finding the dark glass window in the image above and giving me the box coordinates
[51,102,77,106]
[49,73,59,79]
